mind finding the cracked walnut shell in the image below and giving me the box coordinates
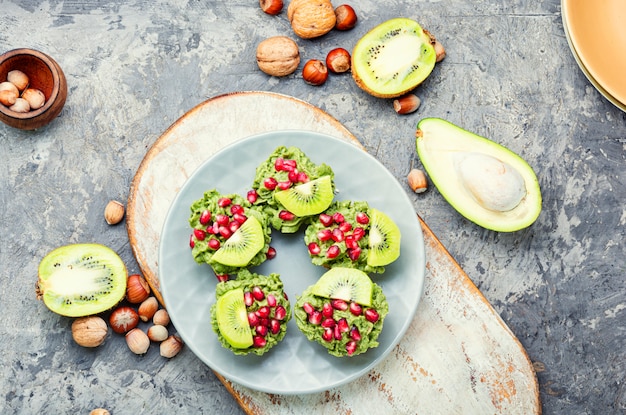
[256,36,301,77]
[287,0,336,39]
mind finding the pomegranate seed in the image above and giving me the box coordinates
[365,309,380,323]
[215,214,229,226]
[247,189,258,203]
[283,159,297,171]
[199,210,211,225]
[332,299,348,311]
[274,157,285,171]
[346,341,357,355]
[230,204,244,215]
[337,318,350,333]
[319,213,334,227]
[248,312,260,326]
[215,274,229,283]
[279,210,296,221]
[232,213,247,224]
[252,286,265,301]
[349,302,362,316]
[334,325,343,340]
[308,242,321,255]
[352,227,365,240]
[331,228,344,242]
[219,226,232,239]
[275,305,287,320]
[229,220,240,233]
[356,212,369,225]
[322,302,334,317]
[308,310,322,325]
[350,326,361,341]
[267,294,277,307]
[217,197,231,208]
[205,224,215,234]
[256,325,268,336]
[259,318,269,327]
[302,302,315,315]
[348,247,362,261]
[288,170,299,183]
[317,229,332,241]
[322,328,334,342]
[277,181,292,190]
[321,318,336,328]
[269,319,281,334]
[208,238,220,250]
[253,336,266,348]
[257,306,270,318]
[210,222,220,234]
[326,245,340,259]
[244,292,254,307]
[345,235,359,250]
[189,234,195,248]
[297,172,309,183]
[266,246,277,259]
[332,212,345,224]
[192,229,206,241]
[264,177,278,190]
[339,222,352,233]
[283,292,289,301]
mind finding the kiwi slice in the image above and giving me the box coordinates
[312,267,373,306]
[351,17,437,98]
[215,288,253,349]
[367,208,401,266]
[36,243,127,317]
[211,216,265,267]
[273,175,334,217]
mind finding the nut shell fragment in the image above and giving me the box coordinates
[256,36,300,77]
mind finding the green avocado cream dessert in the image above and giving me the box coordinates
[304,200,401,274]
[189,190,272,276]
[295,267,388,357]
[248,146,335,233]
[211,270,291,355]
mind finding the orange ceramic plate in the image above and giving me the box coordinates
[562,0,626,108]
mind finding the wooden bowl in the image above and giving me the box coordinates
[0,48,67,130]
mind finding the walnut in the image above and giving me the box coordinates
[287,0,336,39]
[256,36,301,77]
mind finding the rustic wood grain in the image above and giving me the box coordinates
[126,91,540,414]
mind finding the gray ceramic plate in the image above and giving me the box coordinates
[159,130,425,394]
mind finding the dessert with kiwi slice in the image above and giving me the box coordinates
[211,270,291,355]
[295,267,388,357]
[189,190,272,278]
[248,146,335,233]
[304,200,401,274]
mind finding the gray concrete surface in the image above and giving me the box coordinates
[1,0,624,413]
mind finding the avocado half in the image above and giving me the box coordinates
[415,118,542,232]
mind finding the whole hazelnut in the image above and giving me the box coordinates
[326,48,351,73]
[90,409,111,415]
[138,296,159,322]
[407,168,428,193]
[22,88,46,110]
[256,36,300,77]
[260,0,283,15]
[126,273,151,304]
[72,316,108,348]
[288,0,336,39]
[104,200,125,225]
[0,90,18,107]
[10,98,30,113]
[125,328,150,355]
[7,70,29,91]
[160,335,184,358]
[0,81,19,95]
[334,4,357,31]
[302,59,328,86]
[147,324,169,342]
[153,308,170,326]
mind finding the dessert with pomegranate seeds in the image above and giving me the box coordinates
[189,190,272,276]
[295,267,388,357]
[249,146,335,233]
[211,270,291,355]
[304,200,401,274]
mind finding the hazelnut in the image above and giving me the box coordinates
[138,296,159,322]
[256,36,300,77]
[125,328,150,355]
[22,88,46,110]
[147,324,169,342]
[71,316,108,348]
[288,0,336,39]
[326,48,351,73]
[407,169,428,193]
[302,59,328,86]
[0,90,18,107]
[160,335,184,358]
[334,4,357,31]
[89,409,111,415]
[260,0,283,15]
[126,273,151,304]
[104,200,125,225]
[0,81,19,95]
[10,98,30,113]
[7,70,29,91]
[153,308,170,326]
[393,94,421,115]
[434,40,446,63]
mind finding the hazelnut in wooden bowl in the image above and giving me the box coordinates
[0,48,67,130]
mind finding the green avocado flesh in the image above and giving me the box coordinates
[351,18,436,98]
[416,118,542,232]
[37,243,127,317]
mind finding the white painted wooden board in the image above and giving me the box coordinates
[127,91,540,414]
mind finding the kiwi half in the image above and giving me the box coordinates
[351,17,436,98]
[274,175,334,217]
[367,208,401,266]
[36,243,127,317]
[312,267,373,306]
[215,288,253,349]
[211,216,265,267]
